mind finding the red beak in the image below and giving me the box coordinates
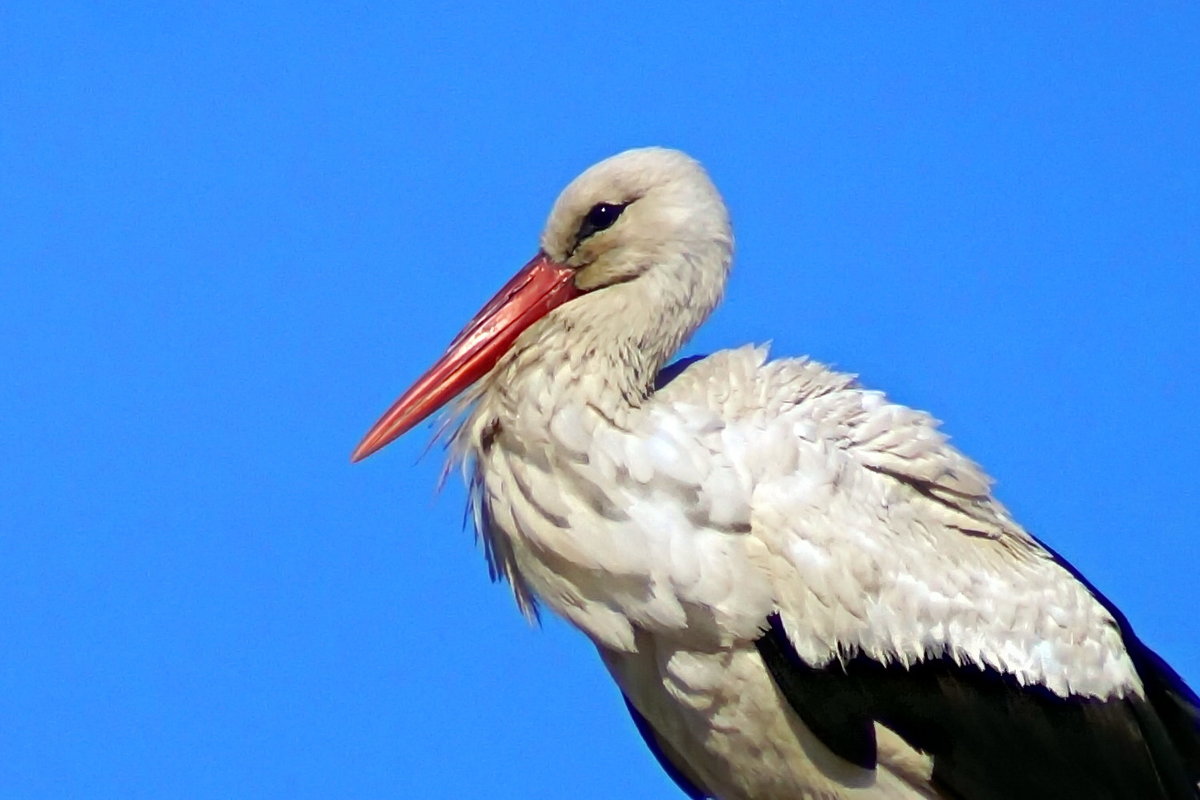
[351,252,580,462]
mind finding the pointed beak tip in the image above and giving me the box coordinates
[350,437,382,464]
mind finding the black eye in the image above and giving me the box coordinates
[586,202,624,231]
[575,202,627,244]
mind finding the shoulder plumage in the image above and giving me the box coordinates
[659,346,994,506]
[656,344,857,417]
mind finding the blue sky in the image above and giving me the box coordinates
[3,3,1197,797]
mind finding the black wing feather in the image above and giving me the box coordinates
[757,612,1200,800]
[755,619,878,769]
[1040,539,1200,793]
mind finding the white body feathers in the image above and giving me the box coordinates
[457,342,1137,798]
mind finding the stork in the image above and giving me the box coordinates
[353,148,1200,799]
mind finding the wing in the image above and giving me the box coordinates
[1133,643,1200,793]
[757,611,1200,800]
[1048,543,1200,794]
[694,352,1200,798]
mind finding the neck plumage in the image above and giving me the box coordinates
[444,240,729,477]
[508,255,725,419]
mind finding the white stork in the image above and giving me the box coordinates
[353,148,1200,799]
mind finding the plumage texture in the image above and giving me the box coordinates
[408,148,1199,798]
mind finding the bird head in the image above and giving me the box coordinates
[352,147,732,462]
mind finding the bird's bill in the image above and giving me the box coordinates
[351,252,580,462]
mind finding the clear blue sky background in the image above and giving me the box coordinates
[3,4,1198,797]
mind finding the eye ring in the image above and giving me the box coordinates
[574,202,628,245]
[585,203,624,232]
